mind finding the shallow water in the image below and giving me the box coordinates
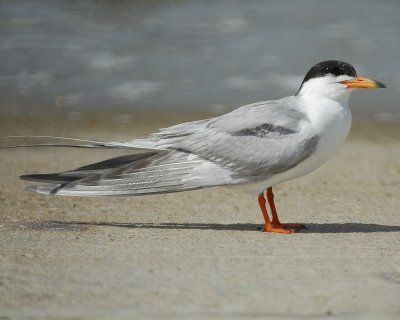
[1,0,399,119]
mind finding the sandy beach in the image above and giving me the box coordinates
[0,117,399,319]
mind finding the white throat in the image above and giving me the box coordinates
[297,75,354,105]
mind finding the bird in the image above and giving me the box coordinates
[3,60,387,233]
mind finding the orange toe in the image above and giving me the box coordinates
[261,224,295,234]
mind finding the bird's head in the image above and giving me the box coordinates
[296,60,386,102]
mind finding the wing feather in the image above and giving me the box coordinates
[146,97,318,177]
[26,150,238,196]
[17,97,318,197]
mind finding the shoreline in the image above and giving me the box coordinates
[0,117,399,319]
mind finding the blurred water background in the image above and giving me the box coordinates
[1,0,399,122]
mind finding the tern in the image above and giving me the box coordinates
[4,60,386,233]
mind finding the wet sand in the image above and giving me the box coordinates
[0,117,399,319]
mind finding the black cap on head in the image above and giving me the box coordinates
[302,60,357,83]
[297,60,357,94]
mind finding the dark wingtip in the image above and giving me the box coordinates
[20,174,35,181]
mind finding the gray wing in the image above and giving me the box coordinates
[135,97,318,178]
[25,150,242,196]
[19,97,318,196]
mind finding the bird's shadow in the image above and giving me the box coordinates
[28,220,400,234]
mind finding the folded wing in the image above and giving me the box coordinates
[22,150,242,196]
[13,97,318,196]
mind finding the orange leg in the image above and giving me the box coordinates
[266,187,305,230]
[258,192,293,234]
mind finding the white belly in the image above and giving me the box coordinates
[244,99,352,193]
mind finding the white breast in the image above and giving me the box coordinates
[245,96,352,193]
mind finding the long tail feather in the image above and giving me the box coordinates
[0,135,110,149]
[0,135,147,150]
[22,150,234,197]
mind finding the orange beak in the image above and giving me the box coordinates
[340,76,387,89]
